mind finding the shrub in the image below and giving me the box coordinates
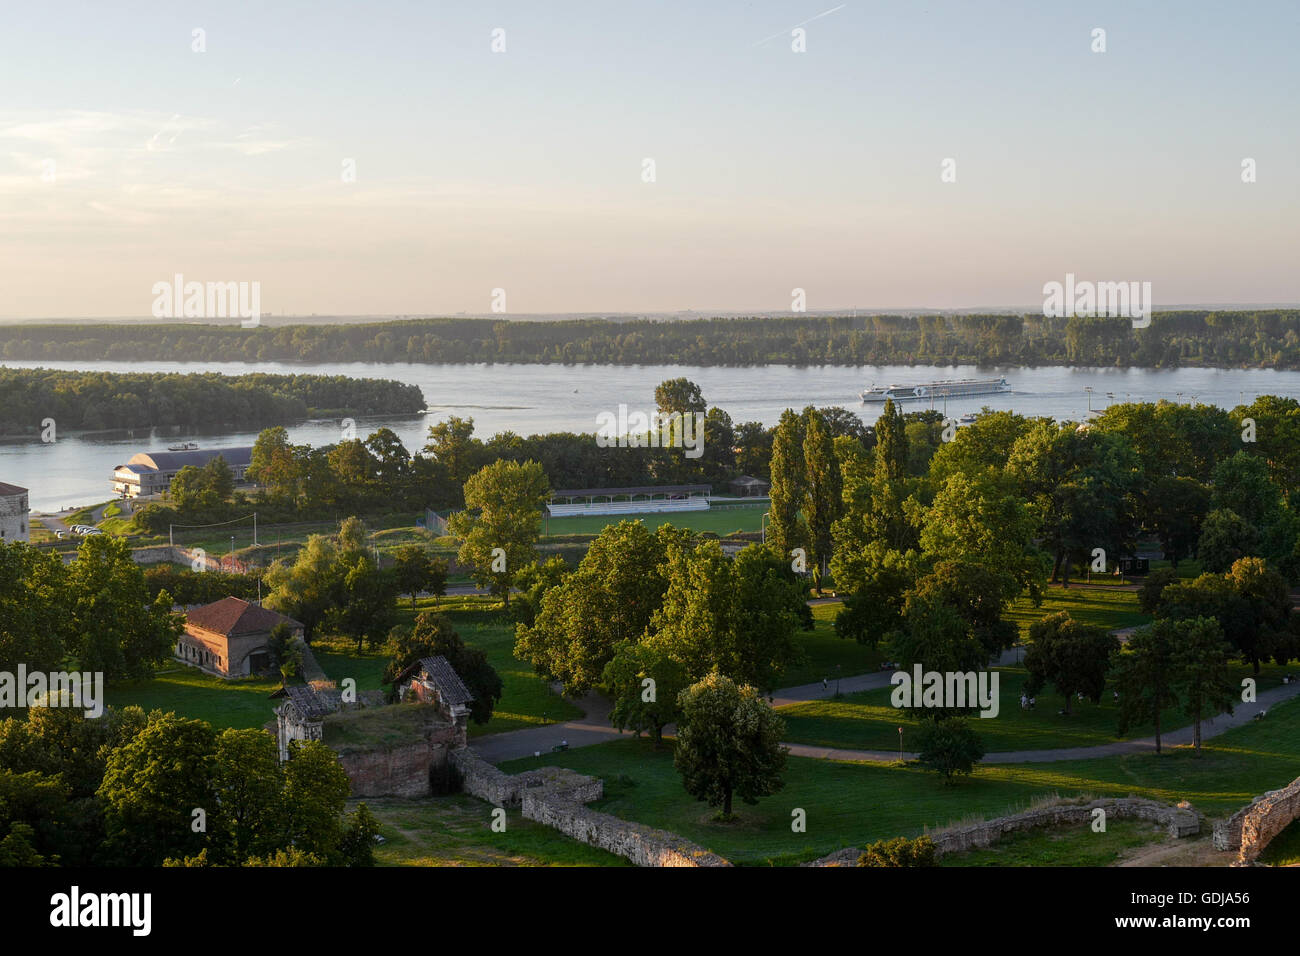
[857,835,936,867]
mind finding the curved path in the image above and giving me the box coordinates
[472,650,1300,766]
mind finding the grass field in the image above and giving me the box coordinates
[779,600,882,687]
[105,666,282,730]
[391,595,583,736]
[1005,585,1151,638]
[1258,818,1300,866]
[778,660,1297,753]
[500,695,1300,866]
[938,818,1176,867]
[359,795,628,867]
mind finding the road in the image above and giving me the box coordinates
[471,648,1300,767]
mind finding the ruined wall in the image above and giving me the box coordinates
[522,791,731,867]
[334,724,461,798]
[1213,775,1300,863]
[809,797,1201,866]
[452,747,730,867]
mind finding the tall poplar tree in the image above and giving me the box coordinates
[767,409,808,561]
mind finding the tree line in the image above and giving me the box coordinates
[7,310,1300,367]
[0,367,424,435]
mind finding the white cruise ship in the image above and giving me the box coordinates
[859,377,1011,403]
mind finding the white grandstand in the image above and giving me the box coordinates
[546,484,711,518]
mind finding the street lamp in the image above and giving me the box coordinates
[229,535,235,572]
[898,726,904,763]
[761,511,770,545]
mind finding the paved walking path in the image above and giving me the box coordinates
[471,648,1300,767]
[787,679,1300,764]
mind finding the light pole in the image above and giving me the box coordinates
[761,512,770,545]
[898,726,904,762]
[230,535,235,572]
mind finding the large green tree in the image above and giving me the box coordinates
[673,673,787,820]
[447,458,549,606]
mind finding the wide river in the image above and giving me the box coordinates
[4,359,1299,513]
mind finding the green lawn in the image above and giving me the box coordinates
[939,818,1176,867]
[778,660,1298,753]
[392,596,583,736]
[1258,818,1300,866]
[358,795,628,867]
[1006,585,1151,638]
[779,601,882,687]
[500,695,1300,866]
[105,666,282,730]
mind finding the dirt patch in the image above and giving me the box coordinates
[1114,834,1227,868]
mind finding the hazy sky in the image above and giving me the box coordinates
[2,0,1297,318]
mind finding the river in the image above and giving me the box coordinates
[3,359,1297,513]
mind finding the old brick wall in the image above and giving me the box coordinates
[1213,775,1300,863]
[335,724,461,798]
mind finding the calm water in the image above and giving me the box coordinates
[4,359,1299,513]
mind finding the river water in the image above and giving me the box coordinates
[4,359,1297,513]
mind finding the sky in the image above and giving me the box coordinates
[1,0,1297,318]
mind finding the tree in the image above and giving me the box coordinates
[1023,612,1118,715]
[1112,621,1180,754]
[364,427,412,481]
[98,714,218,865]
[767,409,808,559]
[802,406,842,584]
[832,543,921,646]
[328,552,399,653]
[515,522,685,694]
[266,621,302,683]
[1148,476,1210,567]
[602,640,688,748]
[213,728,284,863]
[1007,422,1140,586]
[654,377,707,416]
[391,544,448,608]
[1170,616,1235,753]
[0,542,69,674]
[916,471,1044,601]
[248,426,305,500]
[1138,566,1179,615]
[873,399,908,484]
[423,416,482,492]
[339,803,381,866]
[913,717,985,784]
[66,535,181,680]
[447,458,549,607]
[382,612,502,724]
[280,740,351,861]
[264,534,344,642]
[673,673,787,820]
[1196,509,1261,573]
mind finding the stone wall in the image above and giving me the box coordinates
[809,797,1201,866]
[452,747,730,867]
[1213,775,1300,864]
[522,790,731,867]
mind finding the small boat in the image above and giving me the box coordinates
[958,413,978,425]
[167,441,200,451]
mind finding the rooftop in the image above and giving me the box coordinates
[0,482,28,497]
[186,596,301,637]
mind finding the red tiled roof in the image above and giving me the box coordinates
[185,597,300,637]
